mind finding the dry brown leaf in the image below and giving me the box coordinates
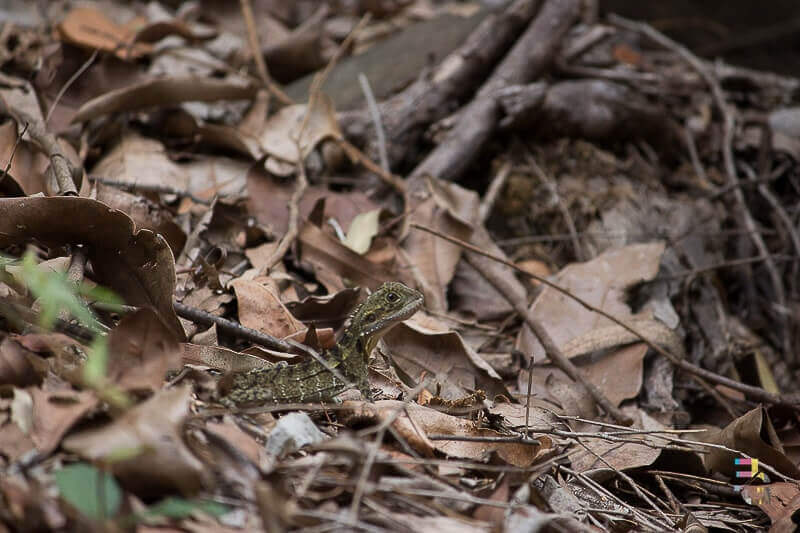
[345,400,552,467]
[57,7,152,60]
[231,278,306,338]
[401,179,478,311]
[382,313,508,400]
[182,157,250,200]
[29,385,98,457]
[582,343,647,405]
[569,408,664,476]
[106,308,181,393]
[95,183,186,256]
[259,92,342,164]
[0,337,43,388]
[298,218,394,290]
[489,401,565,430]
[0,196,184,339]
[451,225,528,321]
[473,477,509,525]
[519,366,597,420]
[0,119,47,195]
[284,287,363,331]
[519,342,647,410]
[161,108,260,159]
[133,18,217,44]
[71,77,257,124]
[262,5,331,83]
[91,133,189,191]
[247,157,379,236]
[244,241,281,272]
[0,72,45,126]
[516,241,666,359]
[205,420,264,466]
[62,386,207,495]
[180,343,272,373]
[698,407,800,479]
[750,482,800,529]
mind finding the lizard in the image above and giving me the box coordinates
[217,282,424,406]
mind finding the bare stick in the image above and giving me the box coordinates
[357,73,389,173]
[478,160,511,225]
[523,145,584,260]
[173,301,292,353]
[0,104,77,195]
[46,50,98,125]
[239,0,292,105]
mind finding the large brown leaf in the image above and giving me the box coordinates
[0,196,184,338]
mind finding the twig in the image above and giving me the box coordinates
[349,380,431,523]
[357,73,389,173]
[410,223,800,409]
[240,0,271,87]
[337,138,406,193]
[743,159,800,292]
[0,104,77,195]
[655,253,796,281]
[238,0,291,105]
[46,50,98,125]
[260,137,308,273]
[410,0,581,185]
[173,300,292,353]
[522,144,584,260]
[683,126,710,190]
[478,160,511,225]
[560,466,672,532]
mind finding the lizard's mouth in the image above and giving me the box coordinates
[394,294,424,322]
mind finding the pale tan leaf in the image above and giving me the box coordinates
[516,241,666,360]
[343,208,382,254]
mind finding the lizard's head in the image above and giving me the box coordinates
[347,282,423,348]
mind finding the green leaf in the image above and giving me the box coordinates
[20,252,99,331]
[54,463,122,520]
[82,336,109,385]
[145,497,229,519]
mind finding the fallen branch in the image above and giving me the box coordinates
[409,0,581,186]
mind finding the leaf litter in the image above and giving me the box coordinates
[1,1,800,531]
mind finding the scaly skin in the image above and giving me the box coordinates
[219,282,423,405]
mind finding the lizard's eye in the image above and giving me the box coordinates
[365,313,376,323]
[386,292,399,303]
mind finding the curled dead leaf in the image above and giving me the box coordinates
[0,196,184,339]
[71,77,257,124]
[57,7,152,60]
